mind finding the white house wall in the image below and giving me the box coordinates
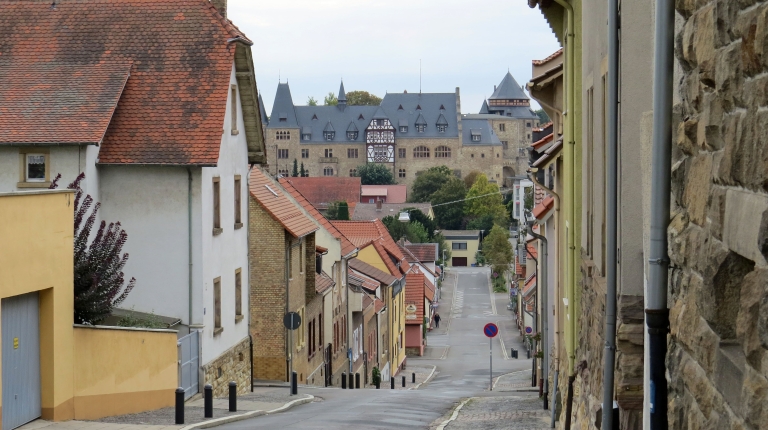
[0,145,90,192]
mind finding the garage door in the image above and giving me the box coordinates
[452,257,468,267]
[2,292,42,430]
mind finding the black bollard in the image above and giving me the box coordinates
[228,381,237,412]
[355,373,360,389]
[341,372,347,389]
[402,376,406,387]
[204,384,213,418]
[376,379,380,389]
[291,371,298,395]
[412,372,416,383]
[349,373,354,390]
[391,376,395,389]
[175,387,185,424]
[527,348,531,359]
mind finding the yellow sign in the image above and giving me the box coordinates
[13,337,19,349]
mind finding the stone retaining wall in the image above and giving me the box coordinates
[202,336,252,397]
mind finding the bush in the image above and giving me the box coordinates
[372,366,381,386]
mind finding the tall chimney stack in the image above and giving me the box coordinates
[211,0,226,18]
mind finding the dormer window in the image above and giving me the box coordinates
[437,125,446,133]
[279,112,287,122]
[312,114,318,120]
[400,126,408,133]
[302,127,311,140]
[472,134,481,142]
[303,134,311,140]
[324,131,335,141]
[347,131,358,140]
[416,124,425,133]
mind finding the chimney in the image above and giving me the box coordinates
[494,85,497,91]
[376,199,382,211]
[211,0,226,18]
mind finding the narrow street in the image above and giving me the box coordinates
[216,268,548,429]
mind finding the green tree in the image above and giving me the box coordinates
[431,177,466,229]
[483,225,514,271]
[337,201,350,220]
[324,92,338,106]
[466,213,496,232]
[524,186,534,211]
[300,162,307,177]
[307,96,318,106]
[403,208,437,240]
[346,90,382,106]
[534,108,550,124]
[465,174,508,225]
[409,166,453,202]
[381,217,429,243]
[325,201,339,220]
[463,170,483,189]
[292,159,299,177]
[434,233,451,265]
[355,163,395,185]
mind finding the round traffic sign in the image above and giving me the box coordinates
[283,312,302,330]
[525,326,533,334]
[483,323,499,338]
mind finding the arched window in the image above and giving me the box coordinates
[435,146,451,158]
[413,146,430,158]
[323,167,334,176]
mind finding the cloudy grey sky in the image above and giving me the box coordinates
[227,0,561,115]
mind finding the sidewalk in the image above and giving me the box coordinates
[18,387,313,430]
[435,395,550,430]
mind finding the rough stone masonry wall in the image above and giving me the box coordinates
[202,336,252,397]
[668,1,768,429]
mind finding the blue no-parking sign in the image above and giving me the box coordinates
[484,323,499,338]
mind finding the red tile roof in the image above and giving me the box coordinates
[532,196,555,220]
[532,132,554,150]
[0,0,252,164]
[424,278,435,302]
[404,244,439,262]
[360,185,407,203]
[527,243,538,259]
[279,177,357,257]
[333,220,410,276]
[532,137,563,168]
[523,274,536,296]
[280,177,361,209]
[348,268,380,292]
[315,271,335,294]
[405,273,425,325]
[374,297,385,313]
[249,168,317,238]
[532,49,564,65]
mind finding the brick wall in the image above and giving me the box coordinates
[667,1,768,428]
[202,336,251,397]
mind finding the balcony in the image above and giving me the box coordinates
[319,157,339,163]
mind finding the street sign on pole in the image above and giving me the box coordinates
[283,312,302,330]
[525,326,533,335]
[483,323,498,391]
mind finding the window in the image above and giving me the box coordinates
[278,169,289,176]
[231,85,238,135]
[212,178,221,234]
[499,123,505,132]
[276,130,290,140]
[399,126,408,133]
[527,122,532,128]
[325,148,333,158]
[398,148,406,158]
[302,133,311,140]
[398,169,406,178]
[24,153,47,183]
[527,134,531,140]
[235,268,242,320]
[277,149,289,159]
[234,176,242,227]
[301,149,309,158]
[324,131,335,141]
[296,307,305,348]
[213,277,222,334]
[413,146,430,158]
[347,148,358,158]
[481,153,485,158]
[502,141,508,149]
[471,134,481,142]
[437,125,446,133]
[519,148,527,156]
[435,146,451,158]
[416,124,425,133]
[287,240,293,278]
[349,169,357,177]
[323,167,334,176]
[308,318,315,358]
[471,154,474,158]
[347,131,358,140]
[452,242,468,250]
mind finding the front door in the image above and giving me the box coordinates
[452,257,467,267]
[2,293,42,430]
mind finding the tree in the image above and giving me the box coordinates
[324,92,338,106]
[434,233,451,265]
[524,186,534,212]
[431,177,466,229]
[355,163,395,185]
[402,208,437,240]
[466,213,496,232]
[535,108,550,124]
[337,201,350,220]
[300,162,307,177]
[463,170,483,189]
[50,173,135,324]
[346,90,382,106]
[483,225,514,271]
[381,216,429,243]
[409,165,453,202]
[307,96,318,106]
[292,159,299,177]
[465,174,508,225]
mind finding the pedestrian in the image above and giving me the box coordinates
[434,312,441,328]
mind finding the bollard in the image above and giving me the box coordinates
[349,373,354,390]
[391,376,395,389]
[402,376,406,387]
[175,387,185,424]
[355,373,360,389]
[341,372,347,389]
[291,371,298,395]
[527,348,531,359]
[204,384,213,418]
[376,379,380,389]
[412,372,416,383]
[512,348,518,359]
[228,381,237,412]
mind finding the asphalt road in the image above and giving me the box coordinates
[217,267,537,430]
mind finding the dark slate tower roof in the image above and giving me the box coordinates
[490,72,529,100]
[258,92,268,126]
[479,99,489,114]
[337,80,347,111]
[269,83,299,128]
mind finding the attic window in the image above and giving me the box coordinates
[312,114,318,120]
[416,124,425,133]
[303,133,311,140]
[324,131,335,141]
[416,104,422,110]
[472,134,481,142]
[358,114,365,120]
[279,112,287,122]
[347,131,358,140]
[398,105,404,110]
[437,125,446,133]
[399,126,408,133]
[439,104,445,110]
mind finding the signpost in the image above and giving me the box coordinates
[284,312,302,395]
[484,323,499,391]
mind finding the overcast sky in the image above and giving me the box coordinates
[227,0,561,115]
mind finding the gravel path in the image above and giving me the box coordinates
[445,396,550,430]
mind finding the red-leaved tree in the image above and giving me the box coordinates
[51,173,135,324]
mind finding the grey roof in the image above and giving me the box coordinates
[479,99,489,114]
[258,92,268,126]
[464,105,538,120]
[323,121,335,132]
[373,106,388,119]
[293,104,378,143]
[268,83,298,128]
[461,119,502,146]
[441,230,481,239]
[490,72,529,100]
[351,203,433,221]
[338,81,347,102]
[381,92,459,138]
[347,122,358,132]
[436,113,448,125]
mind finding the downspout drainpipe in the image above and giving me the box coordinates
[648,0,674,428]
[528,168,560,212]
[248,165,254,392]
[602,0,620,428]
[188,168,193,330]
[286,237,304,384]
[552,0,576,378]
[529,229,549,410]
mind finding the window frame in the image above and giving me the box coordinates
[277,148,289,159]
[18,149,51,188]
[325,148,333,158]
[347,148,358,158]
[435,146,451,158]
[301,149,309,159]
[413,146,430,158]
[234,175,242,228]
[323,167,334,176]
[212,177,222,235]
[398,169,406,178]
[451,242,468,250]
[235,268,243,321]
[213,277,222,334]
[398,148,406,158]
[230,85,239,135]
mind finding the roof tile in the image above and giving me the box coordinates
[249,168,317,238]
[280,177,360,209]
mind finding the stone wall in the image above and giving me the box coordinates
[202,336,251,397]
[667,1,768,428]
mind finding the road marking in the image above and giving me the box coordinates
[435,397,474,430]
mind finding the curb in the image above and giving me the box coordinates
[410,365,437,390]
[435,397,474,430]
[179,395,314,430]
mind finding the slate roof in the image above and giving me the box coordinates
[0,0,253,164]
[278,177,357,257]
[315,271,335,294]
[381,92,459,138]
[351,203,432,221]
[404,244,439,262]
[279,177,361,210]
[258,93,269,127]
[461,119,503,146]
[349,258,398,286]
[490,72,529,100]
[250,168,317,238]
[269,83,299,128]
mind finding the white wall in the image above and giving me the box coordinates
[0,145,92,193]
